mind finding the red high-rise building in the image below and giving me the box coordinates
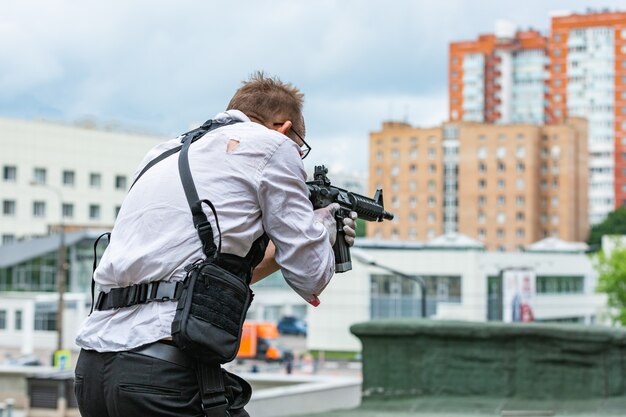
[449,11,626,225]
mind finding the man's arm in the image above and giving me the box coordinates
[251,241,279,284]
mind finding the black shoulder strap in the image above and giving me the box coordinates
[178,131,223,259]
[129,119,238,190]
[90,232,111,315]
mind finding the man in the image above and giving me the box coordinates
[74,72,357,417]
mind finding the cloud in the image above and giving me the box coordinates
[1,0,625,173]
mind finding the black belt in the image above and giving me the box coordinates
[131,341,193,368]
[94,280,183,311]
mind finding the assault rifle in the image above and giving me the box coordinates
[306,165,394,272]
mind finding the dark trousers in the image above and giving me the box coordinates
[75,343,250,417]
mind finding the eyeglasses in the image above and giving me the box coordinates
[273,123,311,160]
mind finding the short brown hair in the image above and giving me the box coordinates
[227,71,305,136]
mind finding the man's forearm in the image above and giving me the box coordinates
[251,241,280,284]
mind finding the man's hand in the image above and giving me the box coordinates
[342,211,358,247]
[313,203,340,245]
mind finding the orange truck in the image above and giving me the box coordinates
[237,321,290,362]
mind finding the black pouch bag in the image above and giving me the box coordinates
[172,261,253,363]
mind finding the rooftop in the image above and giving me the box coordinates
[293,396,626,416]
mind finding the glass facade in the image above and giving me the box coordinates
[462,53,486,122]
[370,273,461,319]
[0,239,99,293]
[511,49,548,124]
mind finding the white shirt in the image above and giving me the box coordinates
[76,110,335,352]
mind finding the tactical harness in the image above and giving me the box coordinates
[91,118,269,417]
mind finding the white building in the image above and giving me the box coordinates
[0,230,307,364]
[0,117,164,243]
[307,234,608,353]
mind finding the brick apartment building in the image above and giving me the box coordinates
[368,119,588,251]
[448,10,626,225]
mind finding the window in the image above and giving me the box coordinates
[391,165,400,176]
[410,164,417,174]
[497,229,505,239]
[497,179,505,189]
[391,149,400,160]
[496,147,506,159]
[516,196,525,206]
[115,175,128,190]
[516,146,525,158]
[410,147,418,159]
[62,203,74,219]
[428,164,436,174]
[409,180,417,191]
[428,196,436,207]
[409,197,417,208]
[2,200,16,216]
[479,163,486,173]
[497,196,505,206]
[552,214,559,225]
[89,204,101,220]
[498,162,505,172]
[537,276,584,294]
[477,147,487,159]
[552,196,559,207]
[516,228,525,239]
[496,212,506,224]
[409,212,417,223]
[392,182,399,192]
[2,234,15,245]
[478,212,486,224]
[428,180,436,192]
[90,173,102,188]
[427,212,436,224]
[62,170,75,186]
[428,148,436,159]
[3,165,16,182]
[497,133,506,141]
[478,195,486,206]
[376,151,383,161]
[376,167,382,176]
[33,201,46,217]
[516,179,525,190]
[516,212,525,221]
[34,309,56,331]
[0,310,5,330]
[516,162,525,173]
[479,179,486,189]
[15,310,22,331]
[33,168,47,185]
[478,229,486,239]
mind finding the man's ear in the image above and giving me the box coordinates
[276,120,292,135]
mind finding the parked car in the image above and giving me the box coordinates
[277,316,307,336]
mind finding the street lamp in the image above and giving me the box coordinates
[352,248,428,318]
[30,181,66,352]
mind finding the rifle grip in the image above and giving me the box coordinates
[333,229,352,273]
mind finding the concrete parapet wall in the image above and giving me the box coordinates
[351,319,626,399]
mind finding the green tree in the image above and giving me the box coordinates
[587,207,626,249]
[594,246,626,325]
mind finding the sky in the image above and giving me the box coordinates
[1,0,625,178]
